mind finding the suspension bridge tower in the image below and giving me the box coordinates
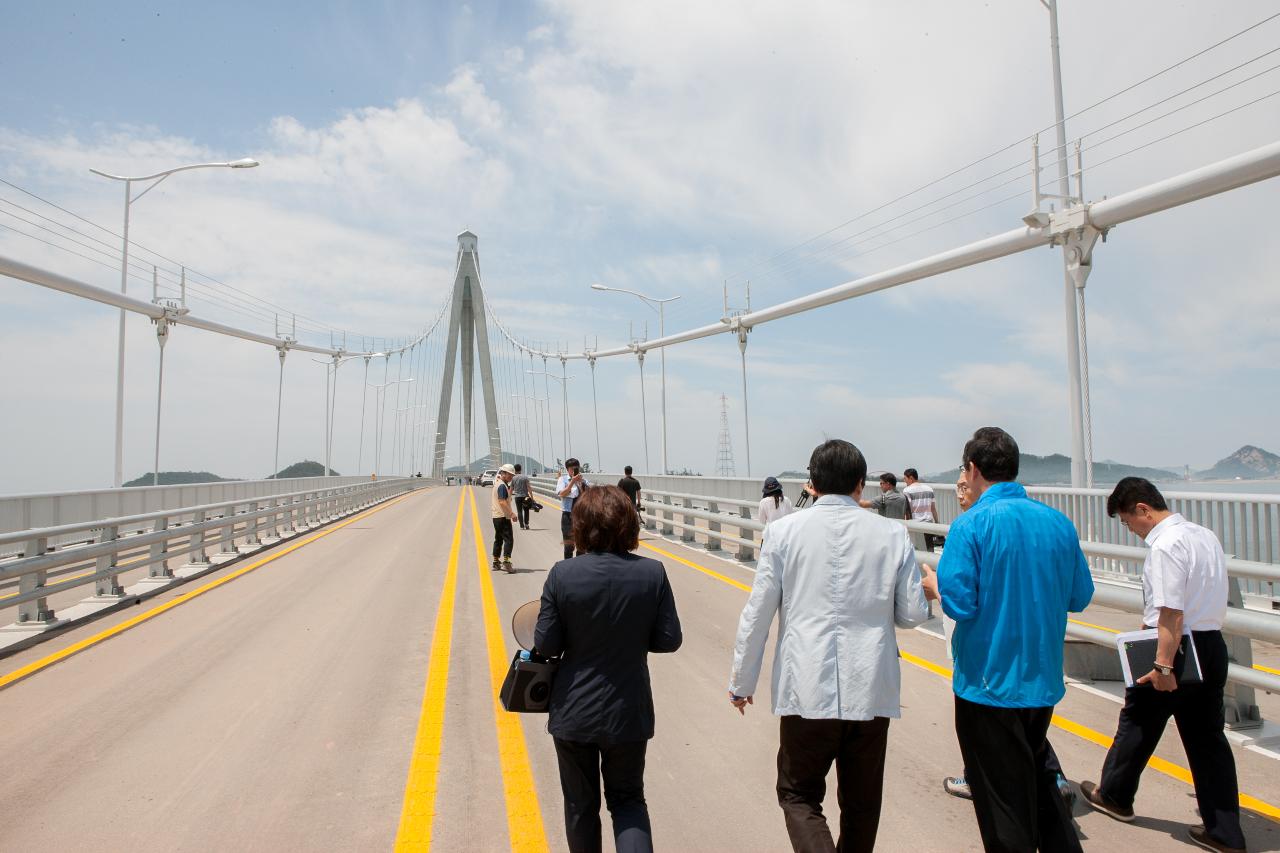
[431,231,502,478]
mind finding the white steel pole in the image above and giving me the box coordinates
[358,356,369,474]
[322,361,332,477]
[659,301,667,475]
[590,357,602,472]
[638,353,651,474]
[739,332,752,478]
[151,319,169,486]
[113,180,132,488]
[1046,0,1088,487]
[273,348,286,479]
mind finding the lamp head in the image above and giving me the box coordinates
[228,158,260,169]
[1022,209,1050,229]
[590,283,608,291]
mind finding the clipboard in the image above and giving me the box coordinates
[1115,628,1203,688]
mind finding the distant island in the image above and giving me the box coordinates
[124,459,339,487]
[123,470,230,487]
[1195,445,1280,480]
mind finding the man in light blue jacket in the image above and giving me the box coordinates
[938,426,1094,853]
[729,439,928,853]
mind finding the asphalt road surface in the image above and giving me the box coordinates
[1,485,1276,852]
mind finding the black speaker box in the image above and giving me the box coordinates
[499,652,558,713]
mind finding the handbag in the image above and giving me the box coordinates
[499,649,558,713]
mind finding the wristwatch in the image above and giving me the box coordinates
[1153,662,1174,676]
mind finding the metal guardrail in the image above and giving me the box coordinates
[0,477,430,646]
[583,473,1279,605]
[0,475,376,556]
[532,477,1279,725]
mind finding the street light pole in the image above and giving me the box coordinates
[590,284,680,474]
[91,157,259,487]
[1041,0,1089,487]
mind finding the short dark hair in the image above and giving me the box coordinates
[880,472,897,487]
[1106,477,1169,517]
[808,439,866,495]
[962,427,1019,482]
[514,463,522,473]
[624,465,633,475]
[565,457,580,470]
[904,468,919,480]
[572,485,640,553]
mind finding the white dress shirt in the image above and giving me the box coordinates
[1142,513,1228,631]
[729,495,928,721]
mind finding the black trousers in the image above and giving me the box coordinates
[491,517,513,560]
[1098,630,1244,849]
[954,697,1082,853]
[553,738,652,853]
[515,495,531,527]
[776,715,889,853]
[561,511,576,560]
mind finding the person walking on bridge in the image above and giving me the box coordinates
[902,468,940,551]
[557,458,591,561]
[1080,478,1247,853]
[729,439,928,853]
[535,485,682,853]
[490,463,517,573]
[859,473,910,520]
[512,463,533,530]
[617,465,643,515]
[756,476,794,533]
[938,427,1094,853]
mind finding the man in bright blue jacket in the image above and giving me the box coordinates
[938,427,1094,852]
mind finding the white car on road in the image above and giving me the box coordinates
[478,469,498,486]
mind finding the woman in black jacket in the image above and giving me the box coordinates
[535,485,682,853]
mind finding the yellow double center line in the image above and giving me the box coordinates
[394,489,548,851]
[394,489,466,851]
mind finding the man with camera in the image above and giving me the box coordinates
[556,458,592,560]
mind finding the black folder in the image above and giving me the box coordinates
[1115,629,1203,687]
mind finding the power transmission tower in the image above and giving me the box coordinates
[715,394,736,477]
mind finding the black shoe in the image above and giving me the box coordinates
[492,561,502,571]
[1079,781,1134,823]
[1188,825,1246,853]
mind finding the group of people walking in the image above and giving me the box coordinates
[494,426,1248,852]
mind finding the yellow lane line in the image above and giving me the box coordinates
[467,488,549,853]
[394,489,466,851]
[640,541,753,593]
[0,491,419,691]
[650,538,1280,824]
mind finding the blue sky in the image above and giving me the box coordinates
[2,1,1279,492]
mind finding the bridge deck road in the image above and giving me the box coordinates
[0,485,1275,852]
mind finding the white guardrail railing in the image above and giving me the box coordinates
[0,477,432,651]
[531,475,1279,726]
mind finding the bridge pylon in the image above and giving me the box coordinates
[431,231,501,478]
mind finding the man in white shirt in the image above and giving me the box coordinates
[728,439,928,852]
[1081,478,1246,853]
[555,458,591,561]
[902,468,941,552]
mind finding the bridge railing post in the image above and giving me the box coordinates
[290,494,303,533]
[219,504,240,556]
[661,495,674,536]
[1225,575,1262,730]
[244,502,263,548]
[148,515,172,579]
[186,510,210,566]
[736,506,755,562]
[706,501,723,552]
[16,536,56,625]
[94,524,125,598]
[681,497,696,544]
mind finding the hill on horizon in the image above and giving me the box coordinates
[1196,445,1280,480]
[271,460,339,479]
[123,470,230,487]
[445,450,551,475]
